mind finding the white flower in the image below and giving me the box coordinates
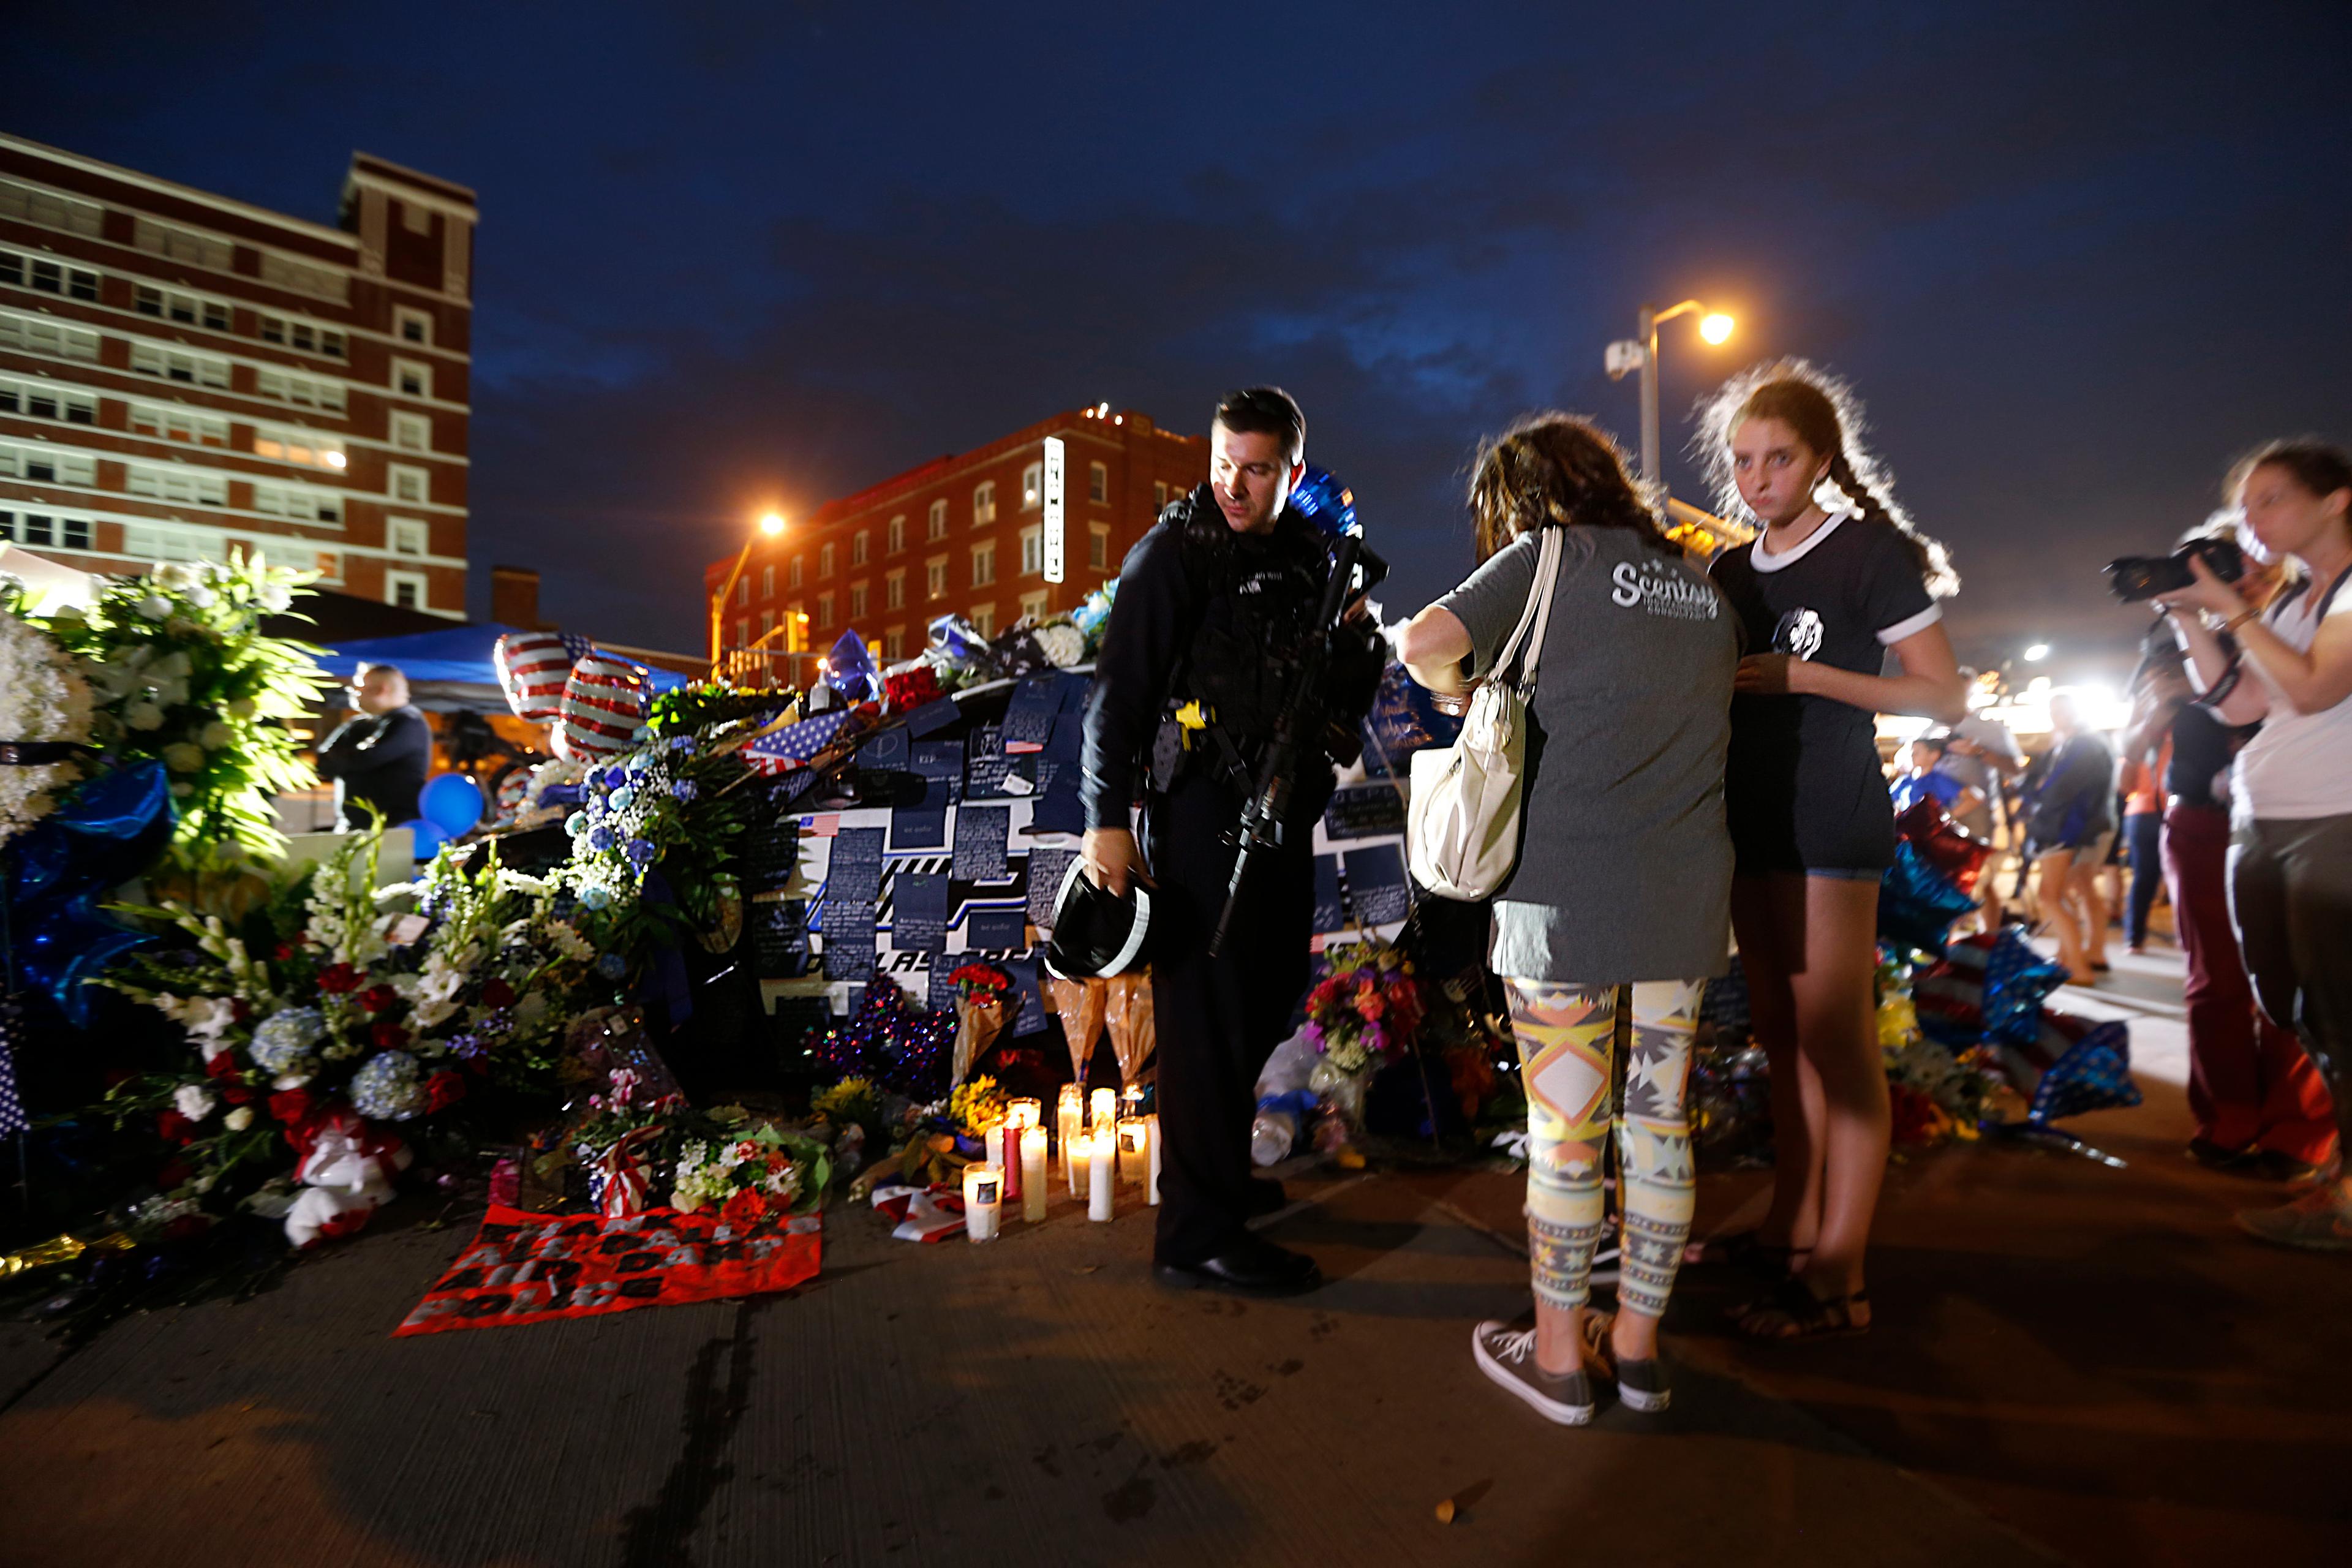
[162,742,206,774]
[224,1107,254,1132]
[199,720,235,750]
[258,585,292,613]
[184,584,217,609]
[227,698,258,721]
[137,594,172,620]
[156,562,203,591]
[274,1071,312,1090]
[173,1084,216,1122]
[123,701,165,731]
[0,614,94,847]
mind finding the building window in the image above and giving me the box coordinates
[134,218,234,271]
[734,616,749,647]
[260,252,348,303]
[974,481,997,526]
[759,564,774,598]
[255,368,347,414]
[1,251,100,301]
[816,591,835,628]
[385,570,429,611]
[131,283,229,330]
[253,426,346,469]
[736,575,750,606]
[819,541,835,578]
[0,313,101,361]
[851,529,870,567]
[260,315,346,358]
[970,542,996,587]
[925,556,948,600]
[119,522,224,564]
[1021,462,1042,511]
[1155,481,1169,510]
[252,484,342,523]
[884,627,905,661]
[0,180,104,238]
[1089,461,1108,505]
[888,513,906,554]
[1020,589,1049,621]
[970,603,996,638]
[886,568,905,610]
[129,402,225,445]
[312,550,342,583]
[789,554,804,589]
[758,609,775,638]
[0,380,98,426]
[1019,526,1042,576]
[1089,523,1110,571]
[850,581,869,619]
[399,200,432,236]
[390,518,430,557]
[391,412,431,453]
[927,499,948,541]
[123,464,224,505]
[0,447,97,486]
[394,307,432,345]
[130,343,230,388]
[388,463,429,505]
[393,360,431,399]
[0,510,94,551]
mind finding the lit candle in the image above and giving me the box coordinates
[1019,1125,1049,1223]
[1088,1133,1115,1221]
[983,1118,1007,1176]
[1008,1098,1042,1133]
[1090,1087,1117,1130]
[1066,1132,1092,1199]
[1145,1113,1161,1205]
[963,1163,1002,1243]
[992,1114,1023,1207]
[1057,1086,1084,1173]
[1117,1116,1148,1187]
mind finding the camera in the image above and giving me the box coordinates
[2105,536,2245,603]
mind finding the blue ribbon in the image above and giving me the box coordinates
[4,761,176,1025]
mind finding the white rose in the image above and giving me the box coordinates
[156,563,200,590]
[185,584,217,608]
[124,701,165,731]
[173,1084,216,1121]
[137,594,172,620]
[224,1107,254,1131]
[199,721,235,750]
[162,742,206,774]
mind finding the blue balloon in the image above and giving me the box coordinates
[1289,465,1360,538]
[5,761,176,1026]
[418,771,484,837]
[398,818,451,861]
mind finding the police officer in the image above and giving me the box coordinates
[1081,388,1382,1293]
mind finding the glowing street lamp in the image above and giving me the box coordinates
[2024,643,2051,663]
[709,510,787,663]
[1606,300,1736,484]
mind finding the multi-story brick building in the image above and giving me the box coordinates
[0,134,473,617]
[706,404,1208,668]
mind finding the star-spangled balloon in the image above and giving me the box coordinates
[6,761,176,1026]
[2030,1019,2141,1123]
[1877,840,1977,956]
[1980,925,2070,1046]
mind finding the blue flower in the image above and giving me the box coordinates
[630,724,653,743]
[625,838,657,867]
[669,736,695,753]
[625,751,654,775]
[609,785,637,813]
[350,1050,426,1121]
[599,766,628,791]
[669,778,699,803]
[597,952,628,980]
[578,884,613,911]
[587,824,617,852]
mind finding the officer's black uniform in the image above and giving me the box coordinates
[1082,486,1382,1267]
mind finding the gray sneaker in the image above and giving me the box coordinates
[1614,1356,1671,1413]
[2236,1186,2352,1251]
[1471,1321,1594,1425]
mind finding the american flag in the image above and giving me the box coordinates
[741,709,869,775]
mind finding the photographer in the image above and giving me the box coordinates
[2158,440,2352,1250]
[1080,388,1382,1294]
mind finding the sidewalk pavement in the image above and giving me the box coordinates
[3,941,2347,1567]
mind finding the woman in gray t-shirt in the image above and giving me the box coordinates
[1395,413,1737,1425]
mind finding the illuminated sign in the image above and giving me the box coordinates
[1042,436,1066,584]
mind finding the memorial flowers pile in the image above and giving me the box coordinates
[1303,939,1425,1076]
[562,732,766,962]
[0,597,94,846]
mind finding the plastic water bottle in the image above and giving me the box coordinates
[1251,1108,1298,1167]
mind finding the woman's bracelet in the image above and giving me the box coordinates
[2220,607,2260,634]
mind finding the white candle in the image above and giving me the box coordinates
[1019,1126,1049,1223]
[1090,1087,1117,1130]
[1008,1098,1042,1133]
[1146,1113,1161,1205]
[1066,1132,1092,1199]
[984,1120,1007,1175]
[1057,1086,1084,1174]
[1088,1134,1115,1221]
[963,1163,1002,1242]
[1117,1117,1148,1187]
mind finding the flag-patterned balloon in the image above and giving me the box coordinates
[494,631,579,723]
[557,652,651,759]
[741,709,868,775]
[492,766,533,827]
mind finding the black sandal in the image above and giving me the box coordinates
[1735,1276,1871,1341]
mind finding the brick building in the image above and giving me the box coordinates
[0,134,474,617]
[705,405,1209,666]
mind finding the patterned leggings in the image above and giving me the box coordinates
[1504,978,1702,1318]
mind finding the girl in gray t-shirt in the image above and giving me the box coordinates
[1396,412,1736,1427]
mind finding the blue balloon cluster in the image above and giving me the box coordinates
[1288,465,1360,538]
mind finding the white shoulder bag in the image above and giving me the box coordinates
[1406,527,1564,901]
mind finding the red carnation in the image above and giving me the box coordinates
[360,985,399,1015]
[481,977,516,1009]
[720,1188,769,1227]
[424,1071,467,1113]
[317,964,361,994]
[269,1087,316,1126]
[370,1020,410,1051]
[157,1109,194,1145]
[274,943,295,962]
[222,1083,255,1106]
[204,1052,244,1082]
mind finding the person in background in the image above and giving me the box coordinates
[315,663,431,832]
[2024,691,2117,981]
[1940,671,2027,931]
[1396,412,1738,1423]
[1891,733,1983,820]
[2116,681,2169,956]
[2159,439,2352,1248]
[2125,620,2336,1180]
[1695,361,1969,1340]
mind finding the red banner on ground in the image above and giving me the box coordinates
[393,1203,822,1336]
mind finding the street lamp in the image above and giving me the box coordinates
[1606,301,1736,485]
[708,511,786,663]
[2024,643,2051,663]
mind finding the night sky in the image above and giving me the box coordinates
[19,2,2351,684]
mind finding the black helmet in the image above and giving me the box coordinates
[1043,856,1153,979]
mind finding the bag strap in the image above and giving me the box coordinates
[1487,527,1564,698]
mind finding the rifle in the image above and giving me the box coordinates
[1207,534,1386,957]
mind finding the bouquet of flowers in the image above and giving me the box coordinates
[948,962,1012,1085]
[562,733,766,960]
[0,594,94,846]
[1302,938,1424,1076]
[32,556,326,858]
[670,1123,829,1223]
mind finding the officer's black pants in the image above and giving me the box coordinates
[1143,772,1315,1265]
